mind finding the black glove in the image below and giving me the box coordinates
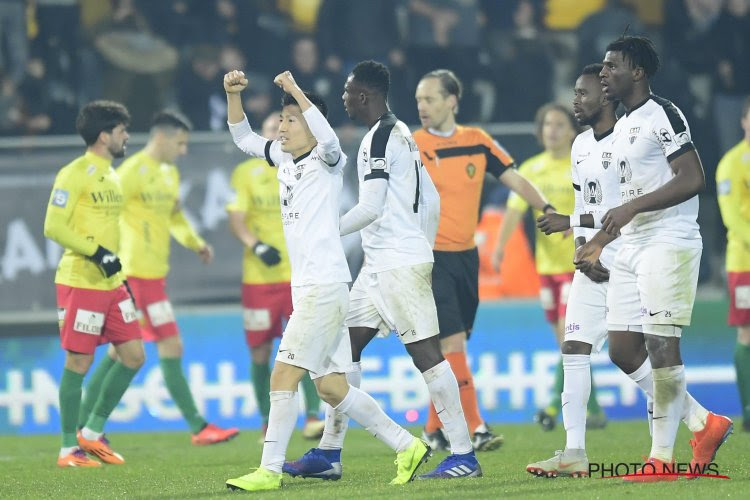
[89,245,122,278]
[253,241,281,266]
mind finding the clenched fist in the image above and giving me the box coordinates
[273,71,299,94]
[224,70,248,93]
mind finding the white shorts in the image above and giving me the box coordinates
[607,243,701,337]
[346,263,439,345]
[276,282,352,379]
[564,271,609,353]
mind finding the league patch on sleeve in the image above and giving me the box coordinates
[370,157,387,171]
[51,189,69,208]
[717,179,731,195]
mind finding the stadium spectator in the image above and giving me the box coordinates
[178,44,224,131]
[0,0,29,84]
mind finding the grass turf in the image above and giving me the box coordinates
[0,420,747,499]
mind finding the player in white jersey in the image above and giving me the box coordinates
[222,70,430,492]
[284,60,480,481]
[575,36,732,481]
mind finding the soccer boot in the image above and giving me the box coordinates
[534,408,557,431]
[77,432,125,465]
[226,466,282,491]
[390,438,432,485]
[417,451,482,479]
[282,448,342,480]
[687,412,733,479]
[302,417,326,440]
[586,410,608,430]
[57,448,101,468]
[472,424,504,451]
[422,427,450,452]
[622,457,677,482]
[526,449,589,478]
[191,423,239,445]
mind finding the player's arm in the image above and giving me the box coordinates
[340,179,387,236]
[419,169,440,248]
[43,167,121,277]
[170,200,213,263]
[274,70,342,166]
[224,70,283,165]
[573,229,618,273]
[716,160,750,246]
[537,156,596,233]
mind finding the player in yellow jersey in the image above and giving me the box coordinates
[226,111,325,441]
[77,110,239,446]
[44,101,145,467]
[492,103,606,431]
[717,96,750,432]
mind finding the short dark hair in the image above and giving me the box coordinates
[421,69,463,101]
[581,63,604,77]
[743,95,750,119]
[151,109,192,132]
[281,91,328,118]
[76,100,130,146]
[605,36,660,78]
[535,102,581,144]
[351,60,390,97]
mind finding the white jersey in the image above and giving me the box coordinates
[611,95,702,248]
[570,127,621,269]
[229,108,352,286]
[357,112,433,272]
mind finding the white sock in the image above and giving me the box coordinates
[260,391,299,473]
[81,427,102,441]
[319,362,361,451]
[422,360,472,455]
[628,357,709,433]
[562,354,590,451]
[650,366,686,462]
[59,446,78,458]
[335,385,413,453]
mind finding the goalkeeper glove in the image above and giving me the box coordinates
[89,245,122,278]
[252,241,281,266]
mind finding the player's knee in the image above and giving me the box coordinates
[120,344,146,369]
[315,374,347,406]
[608,348,637,373]
[65,353,94,374]
[738,326,750,345]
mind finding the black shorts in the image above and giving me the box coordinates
[432,248,479,339]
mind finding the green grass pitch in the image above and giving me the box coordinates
[1,421,747,499]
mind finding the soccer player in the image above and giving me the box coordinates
[226,111,325,441]
[492,102,608,431]
[284,60,480,481]
[44,101,145,467]
[716,96,750,433]
[414,69,551,452]
[575,36,732,480]
[77,110,239,446]
[223,69,430,492]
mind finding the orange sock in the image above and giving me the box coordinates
[445,351,484,434]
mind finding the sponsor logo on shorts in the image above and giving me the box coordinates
[243,308,271,331]
[735,285,750,309]
[118,298,138,323]
[146,300,175,327]
[565,323,580,334]
[73,309,105,335]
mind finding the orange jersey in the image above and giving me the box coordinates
[415,126,515,251]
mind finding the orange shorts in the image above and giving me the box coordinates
[127,277,179,342]
[242,282,292,348]
[56,284,141,354]
[538,273,574,323]
[728,272,750,326]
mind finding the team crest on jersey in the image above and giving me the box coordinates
[629,127,640,144]
[294,164,305,180]
[584,178,603,205]
[601,151,612,169]
[618,158,632,183]
[466,163,476,178]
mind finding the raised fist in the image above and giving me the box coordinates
[273,71,298,94]
[224,70,248,93]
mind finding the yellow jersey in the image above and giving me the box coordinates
[44,151,124,290]
[506,151,575,275]
[716,140,750,272]
[117,150,205,279]
[226,158,291,285]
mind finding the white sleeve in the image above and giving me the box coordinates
[228,115,283,166]
[339,178,387,236]
[651,101,694,162]
[419,169,440,248]
[303,106,342,166]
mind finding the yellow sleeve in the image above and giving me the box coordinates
[43,166,98,256]
[505,161,531,213]
[717,156,750,245]
[226,164,249,212]
[170,208,206,251]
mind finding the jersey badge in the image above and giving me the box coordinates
[618,158,632,184]
[675,131,690,146]
[584,178,603,205]
[86,165,96,176]
[294,164,304,180]
[658,128,673,148]
[601,151,612,169]
[466,163,476,178]
[629,127,640,144]
[51,189,69,208]
[717,179,730,196]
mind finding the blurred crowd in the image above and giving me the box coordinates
[0,0,748,164]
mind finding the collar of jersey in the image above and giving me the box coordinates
[293,149,312,164]
[594,126,614,142]
[625,93,652,116]
[427,126,456,138]
[83,150,112,170]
